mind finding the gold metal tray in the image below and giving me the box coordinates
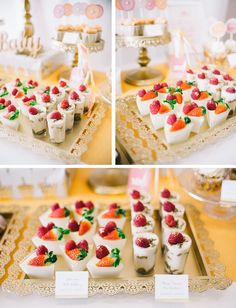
[0,205,27,283]
[116,94,236,164]
[2,203,231,296]
[0,99,107,164]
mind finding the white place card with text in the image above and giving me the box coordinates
[155,274,189,301]
[221,180,236,203]
[55,271,88,299]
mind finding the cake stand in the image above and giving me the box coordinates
[116,32,171,86]
[171,168,236,220]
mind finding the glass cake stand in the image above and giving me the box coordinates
[116,32,171,86]
[172,169,236,220]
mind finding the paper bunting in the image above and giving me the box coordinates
[72,2,87,16]
[145,0,155,10]
[86,4,104,19]
[53,2,104,19]
[226,18,236,34]
[53,4,64,19]
[120,0,135,11]
[209,21,227,39]
[64,3,73,16]
[155,0,167,10]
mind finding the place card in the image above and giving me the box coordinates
[55,271,89,299]
[155,274,189,301]
[221,180,236,203]
[63,32,79,44]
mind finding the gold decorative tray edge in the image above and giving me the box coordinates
[0,205,28,282]
[0,100,108,164]
[116,95,236,164]
[1,204,231,296]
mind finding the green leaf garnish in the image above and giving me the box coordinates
[201,106,206,115]
[9,110,19,120]
[0,104,5,110]
[64,207,70,217]
[175,87,183,94]
[115,208,126,217]
[44,251,57,264]
[110,248,121,267]
[187,81,196,86]
[22,86,28,95]
[0,90,9,97]
[184,116,191,124]
[30,100,37,106]
[77,248,88,261]
[116,228,125,239]
[43,89,50,94]
[83,208,94,215]
[53,226,70,240]
[82,212,94,222]
[167,86,175,93]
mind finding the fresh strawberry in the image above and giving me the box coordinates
[68,219,80,232]
[201,65,208,70]
[42,94,51,103]
[159,104,170,114]
[212,69,220,75]
[66,248,80,260]
[52,86,60,94]
[75,200,85,209]
[41,229,57,240]
[161,82,168,88]
[12,88,18,96]
[33,81,38,87]
[163,201,175,212]
[96,256,114,267]
[138,89,146,97]
[103,229,120,240]
[175,93,183,104]
[226,87,236,93]
[37,226,48,238]
[131,190,140,199]
[186,68,193,74]
[153,83,162,91]
[36,245,48,256]
[104,221,117,233]
[199,92,208,100]
[161,188,171,198]
[170,119,186,131]
[187,107,205,117]
[59,80,67,87]
[70,91,79,100]
[166,94,175,101]
[29,107,38,115]
[210,78,219,85]
[28,254,46,266]
[78,220,91,235]
[65,240,77,251]
[183,103,194,115]
[150,100,160,114]
[61,100,69,109]
[167,114,177,125]
[51,203,60,211]
[50,111,62,120]
[0,98,5,104]
[46,222,55,230]
[79,84,86,92]
[8,105,16,113]
[5,100,11,107]
[197,73,206,79]
[96,245,109,259]
[215,104,227,114]
[168,232,184,245]
[50,208,65,218]
[98,227,108,237]
[133,201,145,212]
[165,215,177,227]
[207,100,216,110]
[135,237,150,248]
[223,74,233,81]
[109,203,118,210]
[22,96,30,103]
[191,89,200,100]
[141,91,156,101]
[85,201,94,210]
[28,80,33,85]
[133,214,147,227]
[77,240,89,252]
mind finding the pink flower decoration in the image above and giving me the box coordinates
[73,2,87,16]
[121,0,135,11]
[85,4,104,19]
[53,4,64,19]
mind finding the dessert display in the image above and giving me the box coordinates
[28,105,47,135]
[206,100,230,128]
[97,203,126,229]
[87,245,123,278]
[164,114,193,144]
[0,105,20,131]
[57,100,75,131]
[194,168,229,192]
[47,111,66,144]
[20,245,57,279]
[39,203,71,229]
[163,232,192,274]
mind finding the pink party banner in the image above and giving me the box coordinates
[128,168,152,193]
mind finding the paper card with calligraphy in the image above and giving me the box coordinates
[128,168,152,193]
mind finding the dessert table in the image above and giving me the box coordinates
[0,169,235,306]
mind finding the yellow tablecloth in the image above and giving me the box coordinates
[1,169,236,282]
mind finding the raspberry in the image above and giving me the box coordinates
[133,201,145,212]
[207,100,216,110]
[22,96,29,103]
[186,68,193,74]
[59,80,67,87]
[153,83,162,91]
[161,82,168,88]
[52,86,59,94]
[37,226,48,238]
[36,245,48,256]
[192,87,200,92]
[98,227,108,237]
[77,240,89,252]
[163,201,175,212]
[5,100,11,107]
[8,105,16,113]
[85,201,94,210]
[131,190,140,199]
[133,214,147,227]
[166,94,175,101]
[29,107,38,115]
[46,222,55,230]
[165,215,177,227]
[12,88,18,96]
[28,80,33,85]
[68,219,79,232]
[42,94,51,103]
[223,74,233,81]
[65,240,77,251]
[213,69,220,75]
[70,91,79,100]
[79,84,86,92]
[150,100,160,114]
[0,98,5,104]
[210,78,219,85]
[50,111,62,120]
[161,188,171,198]
[33,81,38,87]
[96,245,109,259]
[197,73,205,79]
[201,65,208,70]
[104,221,117,233]
[138,89,146,98]
[176,80,183,87]
[226,87,236,93]
[109,203,118,210]
[135,237,150,248]
[30,95,36,100]
[61,100,69,109]
[51,203,60,211]
[168,232,184,245]
[191,90,200,100]
[167,114,177,125]
[183,103,194,115]
[75,200,85,209]
[45,86,50,91]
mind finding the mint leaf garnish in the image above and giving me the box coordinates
[9,110,19,120]
[77,248,88,261]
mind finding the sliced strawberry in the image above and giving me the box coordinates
[103,229,120,240]
[187,107,204,117]
[141,91,156,101]
[96,256,114,267]
[102,209,121,219]
[159,104,170,114]
[215,104,227,114]
[79,220,91,235]
[28,255,46,266]
[66,248,80,260]
[199,92,208,100]
[171,119,186,131]
[41,229,57,240]
[180,82,191,90]
[158,87,167,93]
[49,207,65,218]
[15,91,24,98]
[175,93,183,104]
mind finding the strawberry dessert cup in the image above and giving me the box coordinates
[0,98,11,114]
[130,190,151,206]
[161,215,186,248]
[182,103,206,134]
[97,203,126,229]
[185,68,196,83]
[196,72,209,91]
[71,200,97,221]
[164,91,183,116]
[61,239,91,271]
[149,100,173,130]
[39,203,71,229]
[221,86,236,111]
[68,217,97,244]
[190,87,210,108]
[47,111,66,143]
[0,106,20,131]
[164,232,192,274]
[164,114,193,144]
[87,245,123,278]
[20,245,57,279]
[136,88,158,116]
[69,91,85,121]
[38,93,57,114]
[176,80,193,102]
[206,100,230,128]
[78,84,92,110]
[28,106,47,135]
[131,213,155,235]
[58,79,71,97]
[32,222,70,255]
[132,232,159,275]
[208,78,221,101]
[24,79,39,95]
[58,99,75,131]
[159,200,185,219]
[131,200,153,218]
[19,95,37,117]
[211,69,223,82]
[94,221,126,251]
[159,188,180,205]
[50,86,66,104]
